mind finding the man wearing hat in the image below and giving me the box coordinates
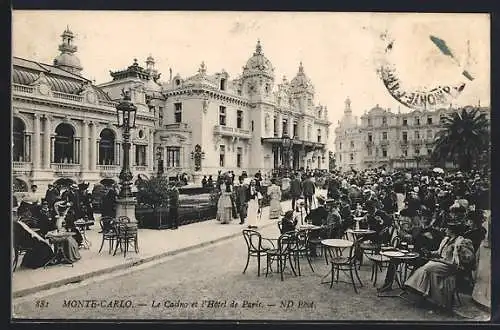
[305,195,328,227]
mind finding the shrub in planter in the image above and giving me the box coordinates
[135,176,170,229]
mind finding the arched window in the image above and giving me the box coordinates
[13,178,28,192]
[13,117,26,162]
[99,129,116,165]
[54,123,75,163]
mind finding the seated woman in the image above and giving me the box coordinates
[403,222,475,309]
[14,220,54,269]
[280,210,297,234]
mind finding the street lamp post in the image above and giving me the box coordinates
[115,90,138,223]
[281,133,292,178]
[156,147,164,177]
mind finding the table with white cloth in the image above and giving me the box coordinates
[377,248,420,297]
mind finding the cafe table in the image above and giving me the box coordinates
[44,231,77,268]
[345,228,376,241]
[320,239,354,284]
[377,248,420,298]
[74,219,92,249]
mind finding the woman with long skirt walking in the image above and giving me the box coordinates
[247,179,261,229]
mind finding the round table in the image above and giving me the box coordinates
[297,224,322,232]
[379,249,420,291]
[74,219,92,249]
[44,231,77,267]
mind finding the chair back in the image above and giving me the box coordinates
[277,231,297,255]
[294,230,309,251]
[242,229,263,253]
[100,216,115,232]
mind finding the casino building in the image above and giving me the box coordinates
[334,98,490,172]
[12,28,331,193]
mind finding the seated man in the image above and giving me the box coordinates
[361,199,392,244]
[304,196,328,226]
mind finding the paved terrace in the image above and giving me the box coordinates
[12,198,294,298]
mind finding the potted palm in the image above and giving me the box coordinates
[135,176,171,229]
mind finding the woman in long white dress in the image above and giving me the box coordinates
[247,179,261,229]
[267,178,282,219]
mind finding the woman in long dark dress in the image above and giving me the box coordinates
[15,220,54,269]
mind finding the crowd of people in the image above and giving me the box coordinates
[275,166,489,310]
[13,182,116,269]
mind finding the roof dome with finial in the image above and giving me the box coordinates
[53,26,83,75]
[290,62,314,94]
[242,40,274,78]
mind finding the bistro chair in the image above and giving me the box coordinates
[98,216,117,254]
[358,226,395,269]
[265,231,297,281]
[329,239,363,293]
[242,229,275,277]
[367,234,400,287]
[113,216,139,258]
[290,229,315,275]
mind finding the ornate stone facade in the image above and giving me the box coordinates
[334,98,490,171]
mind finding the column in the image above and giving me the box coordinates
[24,134,31,162]
[277,113,282,137]
[89,123,97,171]
[81,121,89,171]
[149,130,154,171]
[33,114,41,169]
[43,116,51,168]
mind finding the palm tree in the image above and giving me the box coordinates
[431,106,490,171]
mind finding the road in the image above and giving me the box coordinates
[12,223,459,321]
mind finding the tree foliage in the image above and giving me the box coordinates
[431,107,490,171]
[135,176,170,208]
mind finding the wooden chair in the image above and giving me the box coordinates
[265,231,297,281]
[242,229,274,277]
[329,240,363,293]
[290,229,315,275]
[98,216,117,254]
[113,216,139,258]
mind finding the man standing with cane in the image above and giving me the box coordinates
[236,176,250,225]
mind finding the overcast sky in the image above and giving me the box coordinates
[12,11,490,150]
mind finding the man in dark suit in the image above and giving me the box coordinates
[301,175,316,213]
[289,173,302,211]
[44,184,60,209]
[305,196,328,226]
[236,177,250,225]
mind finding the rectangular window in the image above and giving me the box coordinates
[307,125,312,140]
[402,132,408,141]
[403,149,408,157]
[339,154,342,162]
[427,130,433,139]
[382,132,388,140]
[158,107,164,125]
[339,142,342,150]
[350,153,354,161]
[415,148,420,155]
[135,145,147,166]
[350,141,354,149]
[293,122,298,138]
[219,106,226,126]
[273,116,277,136]
[282,119,288,135]
[427,148,433,155]
[382,149,387,158]
[219,145,225,167]
[368,134,372,142]
[317,129,322,143]
[166,147,180,168]
[382,117,387,125]
[415,117,420,126]
[174,103,182,123]
[237,110,243,129]
[367,147,372,156]
[403,118,408,126]
[415,131,420,139]
[236,147,242,168]
[367,118,372,126]
[427,117,433,125]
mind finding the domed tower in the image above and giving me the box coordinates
[241,40,275,102]
[53,26,83,75]
[290,62,315,114]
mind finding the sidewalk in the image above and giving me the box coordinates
[12,198,293,298]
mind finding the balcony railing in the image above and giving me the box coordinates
[164,123,191,130]
[51,163,81,177]
[53,91,84,102]
[133,165,148,172]
[13,161,32,174]
[13,84,34,94]
[213,125,252,139]
[98,164,121,178]
[380,140,390,146]
[98,99,118,107]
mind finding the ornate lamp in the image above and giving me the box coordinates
[114,90,138,223]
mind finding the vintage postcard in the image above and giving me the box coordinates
[11,11,491,321]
